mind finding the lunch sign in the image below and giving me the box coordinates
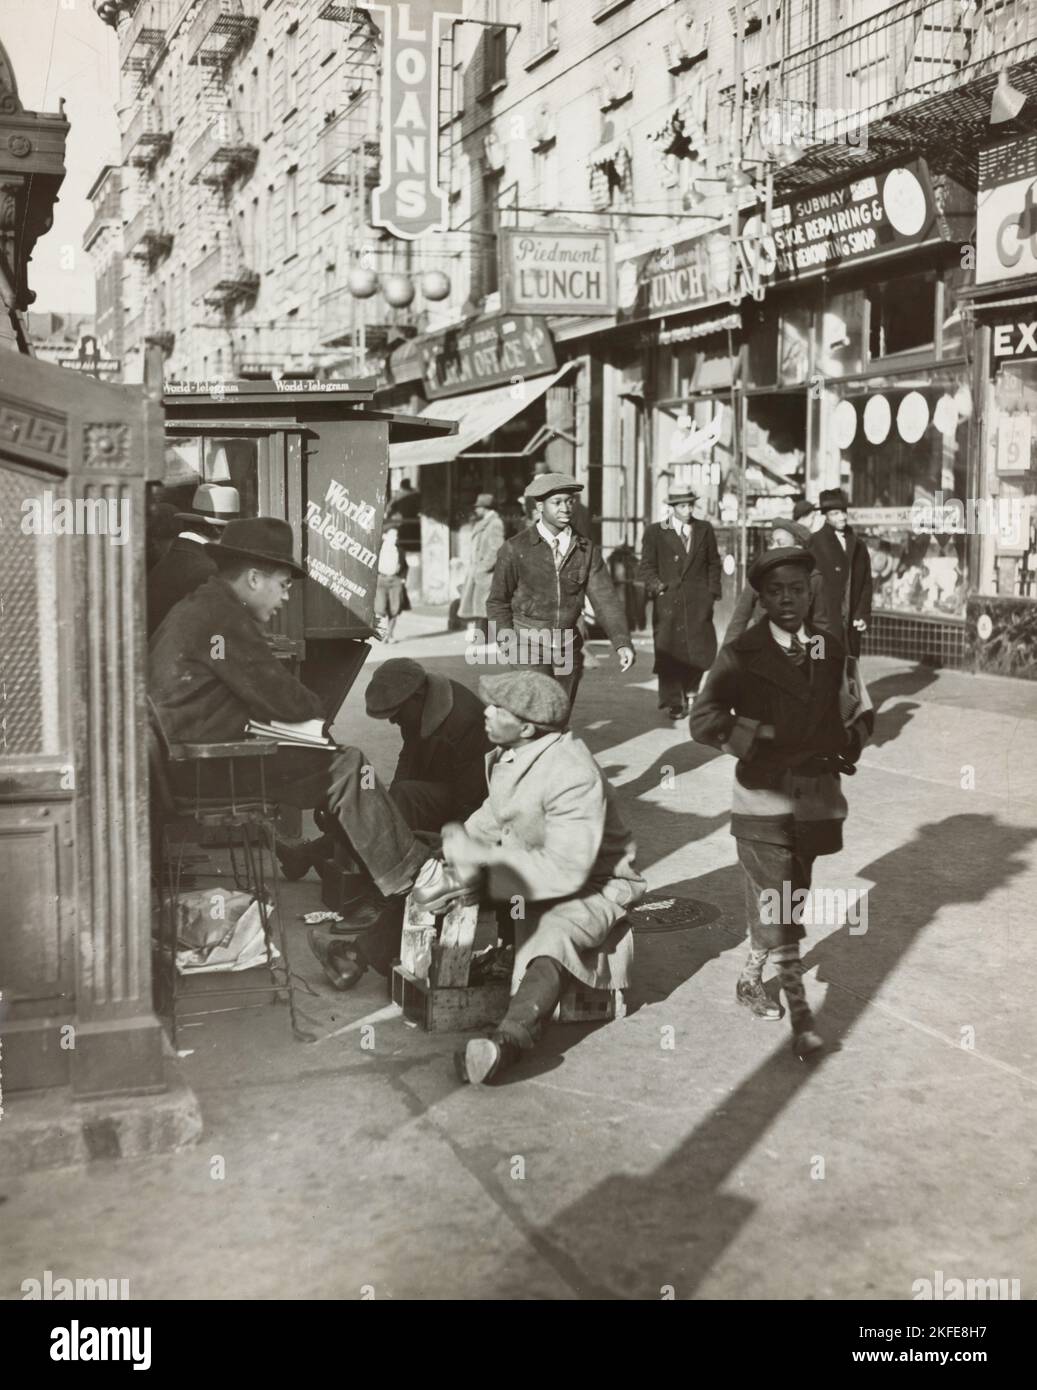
[499,229,615,316]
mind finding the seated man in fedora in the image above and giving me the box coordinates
[279,656,491,881]
[441,671,645,1086]
[149,516,465,914]
[147,482,241,636]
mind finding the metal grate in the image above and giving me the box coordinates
[860,612,966,666]
[0,464,47,755]
[628,895,722,934]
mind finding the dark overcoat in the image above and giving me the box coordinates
[808,523,872,657]
[393,676,491,820]
[638,517,722,671]
[147,536,218,636]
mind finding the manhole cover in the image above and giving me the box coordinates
[629,895,720,934]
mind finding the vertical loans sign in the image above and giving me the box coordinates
[361,1,464,240]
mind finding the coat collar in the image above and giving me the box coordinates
[732,617,842,704]
[661,515,698,568]
[486,729,566,781]
[419,673,454,740]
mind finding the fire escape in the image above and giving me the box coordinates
[316,5,401,366]
[185,0,260,310]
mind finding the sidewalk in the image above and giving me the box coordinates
[2,620,1035,1301]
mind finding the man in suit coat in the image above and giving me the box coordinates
[638,487,722,718]
[807,488,872,658]
[147,483,240,636]
[486,473,634,713]
[690,547,868,1057]
[440,671,645,1086]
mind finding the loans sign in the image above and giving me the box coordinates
[360,1,463,240]
[499,229,615,316]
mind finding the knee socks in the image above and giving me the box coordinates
[770,943,814,1034]
[739,946,770,987]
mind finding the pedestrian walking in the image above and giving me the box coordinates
[374,511,409,643]
[689,547,869,1057]
[723,518,832,645]
[486,473,634,712]
[638,487,722,719]
[458,493,505,640]
[808,488,872,657]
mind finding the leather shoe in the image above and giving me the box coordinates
[410,858,479,914]
[307,928,366,990]
[276,839,314,882]
[736,977,783,1020]
[455,1033,521,1085]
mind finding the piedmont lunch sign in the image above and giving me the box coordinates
[499,229,615,316]
[360,0,464,240]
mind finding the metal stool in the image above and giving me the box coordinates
[148,701,317,1045]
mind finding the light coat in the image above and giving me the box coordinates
[462,731,645,990]
[458,509,505,620]
[638,517,722,672]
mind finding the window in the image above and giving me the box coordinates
[529,0,559,58]
[480,168,502,297]
[285,168,298,257]
[867,270,936,361]
[484,24,508,91]
[532,144,558,212]
[285,26,299,113]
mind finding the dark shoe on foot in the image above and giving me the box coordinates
[276,839,314,881]
[736,977,783,1020]
[307,928,366,991]
[793,1029,824,1059]
[410,858,479,914]
[455,1033,521,1085]
[328,892,388,934]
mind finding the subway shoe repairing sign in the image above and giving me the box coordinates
[362,1,464,240]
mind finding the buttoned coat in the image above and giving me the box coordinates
[486,525,630,650]
[147,535,218,636]
[808,523,872,657]
[638,517,722,671]
[462,731,645,990]
[458,509,505,620]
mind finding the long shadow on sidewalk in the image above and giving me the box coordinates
[487,812,1036,1300]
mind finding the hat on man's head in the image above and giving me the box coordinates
[668,488,698,505]
[748,546,815,592]
[524,472,583,501]
[792,498,816,520]
[174,482,241,530]
[474,493,495,509]
[366,658,427,719]
[768,516,813,548]
[818,488,850,513]
[211,517,307,576]
[479,672,569,731]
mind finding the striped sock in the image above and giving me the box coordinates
[771,945,814,1034]
[739,947,769,987]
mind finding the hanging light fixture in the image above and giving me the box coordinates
[991,67,1026,124]
[347,266,378,298]
[420,270,451,301]
[725,166,754,192]
[382,273,416,308]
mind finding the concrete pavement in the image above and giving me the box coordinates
[2,616,1036,1300]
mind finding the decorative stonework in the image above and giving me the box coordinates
[0,397,69,462]
[84,423,131,470]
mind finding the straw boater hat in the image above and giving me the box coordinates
[667,487,698,505]
[210,517,307,576]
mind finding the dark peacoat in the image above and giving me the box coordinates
[638,517,722,672]
[486,525,631,650]
[808,523,872,658]
[149,574,324,744]
[147,535,218,636]
[393,676,492,821]
[690,617,861,858]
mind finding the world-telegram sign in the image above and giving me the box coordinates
[361,1,464,239]
[499,229,615,316]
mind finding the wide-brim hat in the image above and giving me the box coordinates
[211,517,307,577]
[175,482,241,529]
[818,488,850,513]
[748,546,815,592]
[791,498,816,520]
[524,472,583,501]
[474,493,495,509]
[667,488,698,505]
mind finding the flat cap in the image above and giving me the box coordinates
[748,546,815,592]
[475,492,496,508]
[524,472,583,501]
[366,658,427,719]
[479,671,569,730]
[768,517,813,548]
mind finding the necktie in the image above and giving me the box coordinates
[785,634,808,668]
[550,537,563,570]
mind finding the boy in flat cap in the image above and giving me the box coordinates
[808,488,872,658]
[723,517,832,645]
[441,670,645,1086]
[690,547,869,1057]
[486,473,635,712]
[638,487,722,719]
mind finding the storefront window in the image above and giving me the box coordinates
[817,289,866,378]
[982,358,1037,599]
[818,367,973,618]
[867,269,936,360]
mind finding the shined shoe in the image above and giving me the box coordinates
[736,977,783,1020]
[276,838,315,882]
[307,928,366,991]
[409,857,479,914]
[793,1029,824,1059]
[455,1034,522,1086]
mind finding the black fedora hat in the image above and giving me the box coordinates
[211,517,307,577]
[818,487,850,512]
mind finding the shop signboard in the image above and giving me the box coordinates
[499,228,615,316]
[616,230,731,323]
[977,135,1037,286]
[990,315,1037,367]
[406,313,558,399]
[769,162,957,282]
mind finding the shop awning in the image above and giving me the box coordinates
[389,364,574,469]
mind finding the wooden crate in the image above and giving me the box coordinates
[392,965,510,1034]
[556,979,627,1024]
